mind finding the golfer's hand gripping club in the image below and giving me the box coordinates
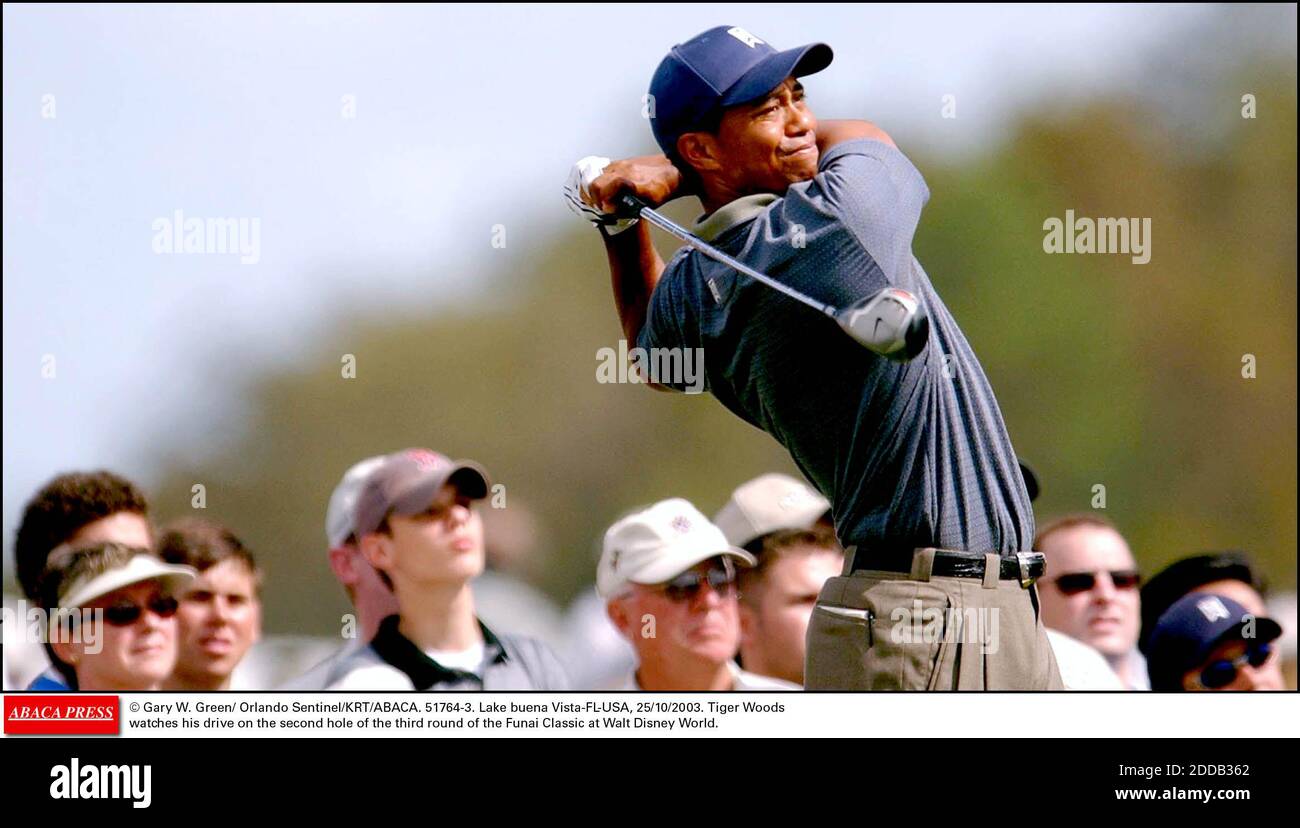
[615,193,929,362]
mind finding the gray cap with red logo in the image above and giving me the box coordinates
[352,448,490,538]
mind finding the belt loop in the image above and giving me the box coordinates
[982,554,1000,590]
[910,548,936,582]
[842,546,857,577]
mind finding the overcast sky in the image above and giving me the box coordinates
[1,3,1243,549]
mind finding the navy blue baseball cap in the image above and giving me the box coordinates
[1146,592,1281,690]
[1138,551,1262,655]
[648,25,833,157]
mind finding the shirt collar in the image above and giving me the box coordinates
[370,614,506,690]
[692,194,778,242]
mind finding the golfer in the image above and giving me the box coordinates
[565,25,1061,689]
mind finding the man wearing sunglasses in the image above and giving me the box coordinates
[598,498,797,691]
[1147,593,1283,691]
[39,542,196,691]
[1036,514,1147,689]
[1136,551,1286,689]
[325,449,569,690]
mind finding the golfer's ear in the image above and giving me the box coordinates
[677,133,721,174]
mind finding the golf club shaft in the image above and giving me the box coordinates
[616,194,838,317]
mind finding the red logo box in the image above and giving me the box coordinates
[4,696,119,735]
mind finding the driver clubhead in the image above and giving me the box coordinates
[836,288,929,362]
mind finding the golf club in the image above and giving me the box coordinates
[615,193,929,361]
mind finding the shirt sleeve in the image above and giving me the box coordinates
[805,138,931,286]
[637,261,686,354]
[635,258,706,393]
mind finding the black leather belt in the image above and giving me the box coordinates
[849,546,1046,587]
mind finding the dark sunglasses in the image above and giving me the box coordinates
[660,563,736,603]
[102,596,180,627]
[1194,642,1274,690]
[1052,570,1141,595]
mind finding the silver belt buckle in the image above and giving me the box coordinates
[1016,552,1041,589]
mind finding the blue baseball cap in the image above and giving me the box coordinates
[1146,592,1281,690]
[648,25,833,157]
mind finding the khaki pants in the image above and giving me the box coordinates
[805,549,1064,690]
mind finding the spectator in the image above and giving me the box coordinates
[1036,514,1147,689]
[327,449,568,690]
[1139,551,1285,690]
[598,498,796,690]
[1146,593,1283,691]
[16,470,153,600]
[713,473,833,552]
[1140,551,1267,650]
[736,527,843,686]
[280,455,398,689]
[39,543,194,691]
[157,518,262,690]
[15,470,153,690]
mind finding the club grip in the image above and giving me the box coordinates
[614,192,648,220]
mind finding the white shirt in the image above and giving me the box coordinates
[423,643,485,674]
[325,648,418,691]
[1046,629,1125,690]
[1121,649,1151,691]
[613,661,799,691]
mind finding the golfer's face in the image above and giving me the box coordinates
[715,77,819,194]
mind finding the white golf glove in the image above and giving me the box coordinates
[563,155,638,235]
